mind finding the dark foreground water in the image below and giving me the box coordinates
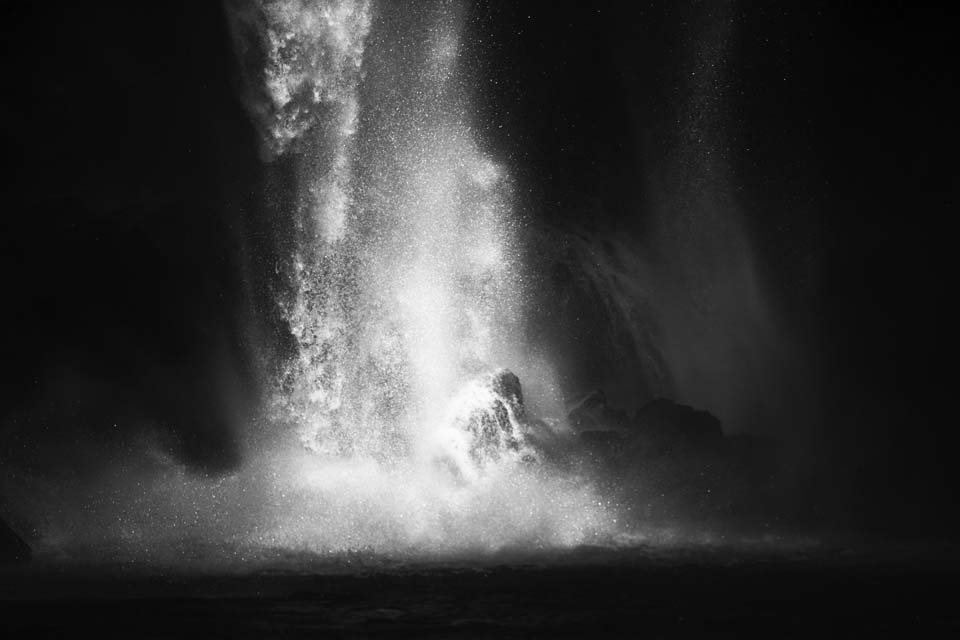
[2,546,958,638]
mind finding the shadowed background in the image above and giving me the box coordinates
[0,1,956,543]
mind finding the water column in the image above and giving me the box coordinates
[354,1,524,469]
[231,0,524,469]
[225,1,612,553]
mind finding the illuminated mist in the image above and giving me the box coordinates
[215,0,615,557]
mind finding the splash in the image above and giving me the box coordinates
[223,0,614,555]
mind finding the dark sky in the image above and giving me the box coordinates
[1,2,957,536]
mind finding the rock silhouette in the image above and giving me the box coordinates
[570,393,781,526]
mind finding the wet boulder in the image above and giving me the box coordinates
[572,393,785,524]
[445,369,542,473]
[567,389,631,431]
[631,398,723,452]
[571,394,723,460]
[468,370,524,459]
[489,369,524,419]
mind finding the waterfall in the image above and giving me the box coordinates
[223,0,613,552]
[231,0,522,466]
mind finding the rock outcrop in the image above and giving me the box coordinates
[570,393,781,526]
[462,369,527,463]
[632,398,723,452]
[567,389,631,431]
[439,369,544,481]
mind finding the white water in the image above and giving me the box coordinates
[220,0,615,554]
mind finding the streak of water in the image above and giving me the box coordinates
[222,0,612,552]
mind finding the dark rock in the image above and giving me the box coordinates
[489,369,523,408]
[571,395,724,462]
[567,389,630,431]
[458,369,536,466]
[0,517,31,565]
[571,392,787,525]
[632,398,723,449]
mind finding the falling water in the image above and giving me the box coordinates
[220,0,614,554]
